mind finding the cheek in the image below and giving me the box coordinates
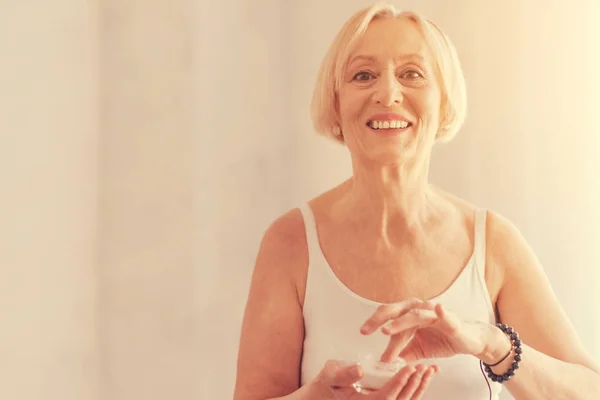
[338,88,369,122]
[414,91,442,123]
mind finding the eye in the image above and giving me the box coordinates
[401,70,423,79]
[353,71,375,81]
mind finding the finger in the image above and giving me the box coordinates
[379,329,416,362]
[409,366,438,400]
[333,364,363,388]
[385,304,461,337]
[433,303,461,335]
[360,298,423,334]
[378,365,417,398]
[396,364,429,399]
[318,360,363,388]
[381,308,438,335]
[397,347,422,364]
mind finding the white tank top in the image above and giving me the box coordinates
[298,204,503,400]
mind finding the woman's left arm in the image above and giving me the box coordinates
[482,211,600,400]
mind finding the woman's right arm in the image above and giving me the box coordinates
[233,211,312,400]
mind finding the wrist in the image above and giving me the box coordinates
[490,351,516,375]
[477,323,512,365]
[481,323,524,383]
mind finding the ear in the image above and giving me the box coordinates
[332,92,346,142]
[435,95,450,140]
[435,123,450,140]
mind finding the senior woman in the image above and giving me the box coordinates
[233,3,600,400]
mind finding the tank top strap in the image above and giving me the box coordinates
[473,208,488,280]
[299,204,320,259]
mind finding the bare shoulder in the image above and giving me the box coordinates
[256,208,310,302]
[485,210,600,371]
[434,186,533,276]
[258,180,345,298]
[259,208,307,266]
[484,209,545,286]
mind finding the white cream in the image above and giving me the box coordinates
[354,357,407,390]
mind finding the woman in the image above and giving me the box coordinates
[234,3,600,400]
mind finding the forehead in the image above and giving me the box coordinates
[347,17,433,65]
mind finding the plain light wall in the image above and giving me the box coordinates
[0,1,99,400]
[100,0,199,399]
[196,0,290,398]
[103,0,289,399]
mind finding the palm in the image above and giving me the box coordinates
[331,363,438,399]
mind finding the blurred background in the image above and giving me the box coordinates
[1,0,599,399]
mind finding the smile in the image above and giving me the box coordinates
[367,120,412,130]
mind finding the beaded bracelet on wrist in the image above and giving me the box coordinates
[481,323,523,383]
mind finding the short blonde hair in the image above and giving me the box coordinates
[310,2,467,144]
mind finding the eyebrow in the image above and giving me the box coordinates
[347,53,425,67]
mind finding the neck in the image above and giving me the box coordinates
[335,155,442,248]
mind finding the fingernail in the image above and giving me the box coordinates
[351,366,361,378]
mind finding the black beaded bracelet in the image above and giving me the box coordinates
[481,323,523,383]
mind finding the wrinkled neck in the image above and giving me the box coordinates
[335,155,440,248]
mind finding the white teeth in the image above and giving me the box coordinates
[369,120,410,129]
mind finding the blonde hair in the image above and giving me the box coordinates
[310,2,467,144]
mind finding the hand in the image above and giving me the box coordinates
[309,360,438,399]
[360,298,496,363]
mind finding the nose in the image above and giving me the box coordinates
[372,70,403,106]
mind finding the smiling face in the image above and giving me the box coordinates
[337,17,443,165]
